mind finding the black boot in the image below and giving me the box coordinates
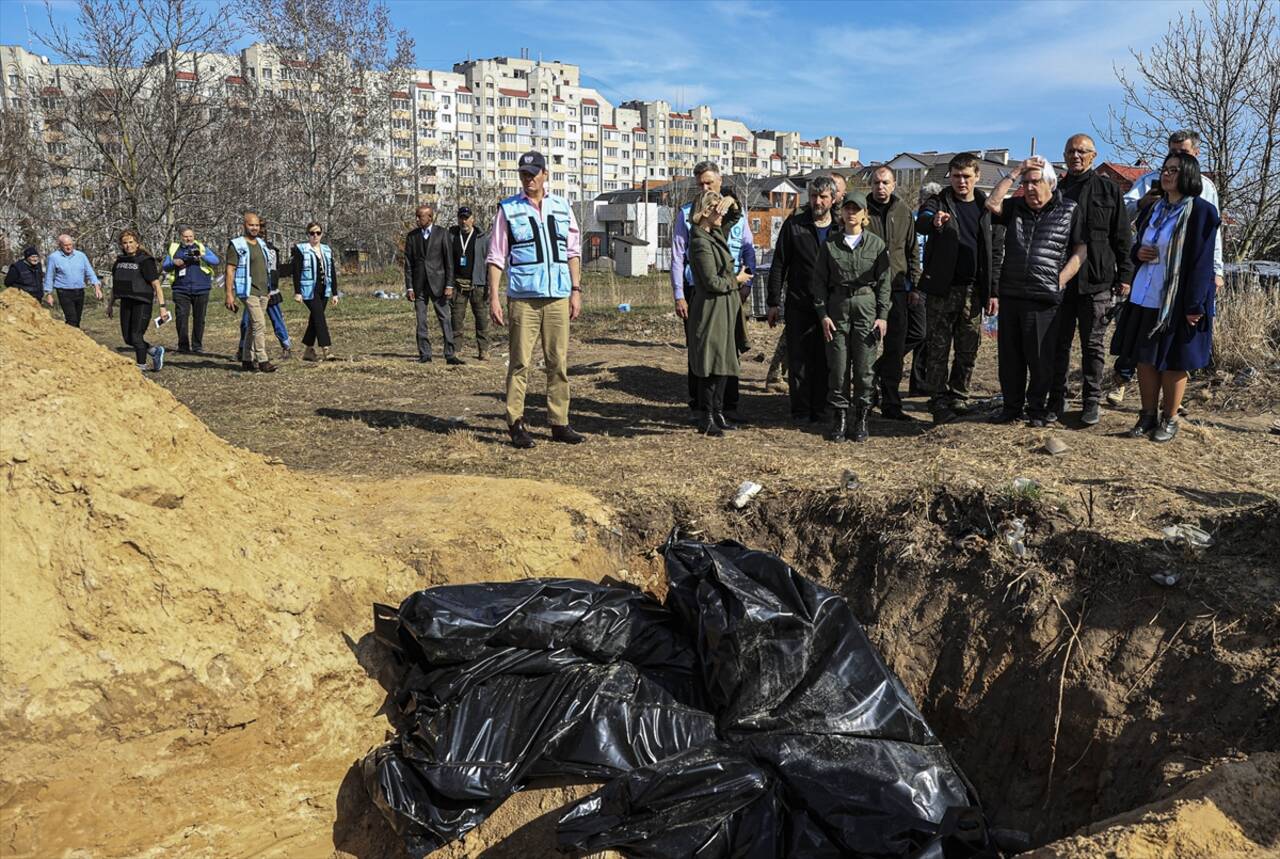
[848,406,869,442]
[827,409,848,442]
[698,377,722,437]
[710,375,734,431]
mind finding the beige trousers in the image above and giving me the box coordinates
[505,296,570,426]
[240,294,269,363]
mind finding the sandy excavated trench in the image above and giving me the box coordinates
[1,289,1276,859]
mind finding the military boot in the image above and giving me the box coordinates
[827,409,848,442]
[848,406,870,442]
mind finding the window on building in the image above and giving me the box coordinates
[458,93,472,104]
[392,97,410,110]
[517,98,528,109]
[441,95,451,106]
[262,67,272,79]
[392,118,411,129]
[605,146,618,157]
[500,132,517,143]
[486,133,495,142]
[499,96,512,107]
[441,113,451,123]
[486,96,495,107]
[517,116,530,127]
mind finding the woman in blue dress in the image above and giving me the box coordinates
[1111,152,1220,443]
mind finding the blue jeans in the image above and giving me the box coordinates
[240,298,291,354]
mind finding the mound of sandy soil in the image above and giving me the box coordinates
[0,290,619,858]
[1025,753,1280,858]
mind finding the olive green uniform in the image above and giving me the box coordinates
[811,231,891,409]
[687,224,742,379]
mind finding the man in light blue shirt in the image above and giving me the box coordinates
[43,233,102,328]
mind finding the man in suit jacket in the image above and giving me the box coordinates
[405,203,460,364]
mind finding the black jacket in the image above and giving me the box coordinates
[1059,168,1134,295]
[994,192,1081,304]
[4,259,43,298]
[449,225,483,283]
[865,194,921,292]
[915,188,1004,301]
[404,225,454,299]
[766,208,840,310]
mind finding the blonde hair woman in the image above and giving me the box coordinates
[687,190,752,436]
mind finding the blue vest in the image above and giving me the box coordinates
[498,193,574,299]
[294,242,335,300]
[681,202,746,288]
[230,236,276,299]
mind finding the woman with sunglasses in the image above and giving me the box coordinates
[292,221,339,361]
[1110,152,1220,443]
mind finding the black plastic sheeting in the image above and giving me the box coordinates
[362,535,994,858]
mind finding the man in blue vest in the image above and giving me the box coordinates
[486,150,585,449]
[670,161,755,418]
[162,225,220,353]
[223,211,278,373]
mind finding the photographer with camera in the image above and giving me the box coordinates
[162,225,220,354]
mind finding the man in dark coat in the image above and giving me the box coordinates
[915,153,1004,425]
[766,175,839,422]
[1052,134,1134,425]
[864,165,924,420]
[405,203,460,364]
[4,247,44,301]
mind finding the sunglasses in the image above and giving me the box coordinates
[1160,166,1181,175]
[308,230,322,235]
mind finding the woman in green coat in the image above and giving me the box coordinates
[688,190,753,436]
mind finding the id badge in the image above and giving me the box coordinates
[460,255,468,268]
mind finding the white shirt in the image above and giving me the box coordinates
[842,232,864,250]
[1130,198,1189,310]
[421,226,432,241]
[1123,171,1222,275]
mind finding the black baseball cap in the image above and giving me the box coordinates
[518,151,547,175]
[457,206,472,218]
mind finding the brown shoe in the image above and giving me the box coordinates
[257,361,278,373]
[509,418,535,449]
[302,345,318,361]
[550,424,585,444]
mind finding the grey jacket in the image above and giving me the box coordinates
[471,231,493,288]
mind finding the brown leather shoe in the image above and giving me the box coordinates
[257,361,278,373]
[550,424,585,444]
[509,419,535,449]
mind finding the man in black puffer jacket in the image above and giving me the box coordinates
[986,156,1087,427]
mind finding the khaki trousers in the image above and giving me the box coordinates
[240,294,269,363]
[505,296,570,426]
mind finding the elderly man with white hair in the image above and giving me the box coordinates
[986,156,1088,427]
[43,233,102,328]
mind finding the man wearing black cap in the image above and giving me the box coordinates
[4,247,44,301]
[405,202,461,364]
[448,206,490,360]
[486,150,585,448]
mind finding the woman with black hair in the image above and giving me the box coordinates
[292,221,339,361]
[1111,151,1220,443]
[106,229,170,371]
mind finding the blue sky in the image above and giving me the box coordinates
[3,0,1197,164]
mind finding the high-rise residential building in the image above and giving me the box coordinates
[1,45,861,205]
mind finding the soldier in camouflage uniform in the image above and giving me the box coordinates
[812,192,891,442]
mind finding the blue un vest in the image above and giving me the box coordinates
[230,236,276,299]
[681,202,745,289]
[294,242,335,300]
[499,193,573,299]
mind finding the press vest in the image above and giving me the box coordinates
[999,194,1078,304]
[681,202,746,288]
[499,193,573,299]
[112,253,152,301]
[230,236,276,299]
[163,240,215,289]
[294,243,335,300]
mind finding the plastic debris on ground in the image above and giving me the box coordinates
[361,534,994,858]
[839,468,860,490]
[1150,569,1182,587]
[1161,523,1214,550]
[1043,436,1069,456]
[998,517,1029,558]
[730,480,763,509]
[1011,477,1039,494]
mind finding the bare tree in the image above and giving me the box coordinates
[0,110,54,258]
[38,0,242,255]
[253,0,414,236]
[1102,0,1280,260]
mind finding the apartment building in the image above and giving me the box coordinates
[1,44,861,206]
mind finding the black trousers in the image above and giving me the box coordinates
[56,288,85,327]
[303,294,331,347]
[172,291,209,351]
[998,298,1061,418]
[874,290,928,409]
[1050,286,1110,407]
[414,294,455,359]
[783,297,828,419]
[697,374,729,413]
[684,308,739,412]
[119,298,153,364]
